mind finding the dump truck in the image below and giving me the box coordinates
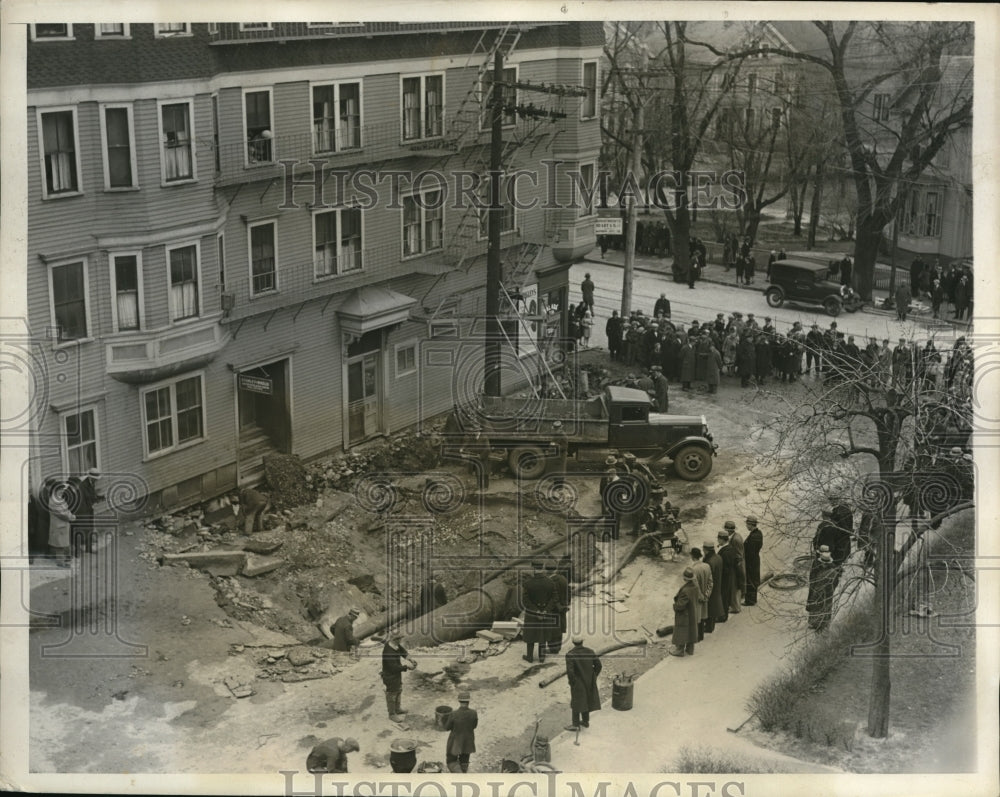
[457,385,717,481]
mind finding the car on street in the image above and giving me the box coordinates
[764,258,862,316]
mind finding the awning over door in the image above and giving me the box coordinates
[337,286,417,340]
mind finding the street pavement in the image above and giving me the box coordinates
[569,252,967,353]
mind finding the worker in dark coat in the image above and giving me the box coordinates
[381,629,417,721]
[322,608,360,652]
[668,567,702,656]
[754,333,772,386]
[702,540,725,630]
[679,339,696,391]
[716,531,741,621]
[813,504,852,566]
[736,334,756,388]
[520,561,557,663]
[742,516,763,606]
[704,346,722,394]
[546,560,571,654]
[443,691,478,773]
[653,293,672,319]
[806,546,840,631]
[606,311,624,361]
[723,521,746,611]
[306,737,360,773]
[651,366,669,412]
[565,636,602,731]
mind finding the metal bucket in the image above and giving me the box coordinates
[612,675,634,711]
[389,739,417,773]
[435,705,453,730]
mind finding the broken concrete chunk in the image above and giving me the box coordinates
[469,639,490,654]
[476,630,503,642]
[223,676,255,698]
[160,550,247,575]
[242,538,284,555]
[286,647,316,667]
[242,554,283,578]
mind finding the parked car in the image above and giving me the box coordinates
[765,259,863,316]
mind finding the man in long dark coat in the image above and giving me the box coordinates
[546,560,571,655]
[806,546,840,631]
[716,531,741,621]
[668,567,702,656]
[702,539,725,630]
[443,691,478,773]
[679,339,696,391]
[736,334,755,388]
[754,333,772,386]
[320,607,360,651]
[565,636,602,730]
[651,367,669,412]
[705,345,722,395]
[606,311,624,361]
[520,561,557,663]
[742,516,763,606]
[813,504,852,566]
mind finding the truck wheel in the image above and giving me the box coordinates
[673,445,713,481]
[824,297,842,317]
[508,446,548,480]
[765,287,785,308]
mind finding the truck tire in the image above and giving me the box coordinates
[765,287,785,308]
[508,446,548,480]
[823,297,842,317]
[673,445,713,481]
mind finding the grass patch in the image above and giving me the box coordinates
[670,746,784,774]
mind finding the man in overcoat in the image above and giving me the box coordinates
[443,691,478,773]
[742,516,764,606]
[716,531,741,622]
[520,561,557,663]
[668,567,702,656]
[565,636,602,730]
[736,334,756,388]
[546,560,571,654]
[679,339,696,391]
[689,547,713,641]
[806,545,840,631]
[702,539,725,630]
[724,520,746,611]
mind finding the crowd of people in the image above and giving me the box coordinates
[906,255,974,321]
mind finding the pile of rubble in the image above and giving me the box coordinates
[305,430,443,493]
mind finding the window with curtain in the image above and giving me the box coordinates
[144,387,174,454]
[169,245,199,321]
[161,102,192,181]
[246,90,273,163]
[51,262,87,340]
[924,192,940,237]
[98,23,126,37]
[402,195,422,255]
[340,208,363,271]
[104,106,134,188]
[482,67,517,129]
[424,75,443,137]
[314,210,338,276]
[339,82,361,149]
[250,223,277,294]
[143,375,205,456]
[402,77,421,141]
[113,255,140,330]
[313,85,336,152]
[41,110,78,195]
[423,191,443,251]
[64,409,98,473]
[582,61,598,118]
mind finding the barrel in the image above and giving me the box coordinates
[612,676,634,711]
[435,705,453,730]
[389,739,417,773]
[532,735,551,763]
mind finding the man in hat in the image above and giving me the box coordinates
[381,629,417,721]
[651,366,669,412]
[805,323,824,375]
[813,505,852,567]
[653,292,672,320]
[443,691,478,773]
[565,636,602,730]
[581,273,595,315]
[306,737,360,773]
[702,539,725,630]
[69,467,103,555]
[806,545,839,631]
[669,567,702,656]
[321,607,361,652]
[743,516,763,606]
[762,317,775,337]
[546,560,571,655]
[724,521,746,612]
[606,310,624,361]
[716,530,741,621]
[520,561,557,663]
[689,548,713,640]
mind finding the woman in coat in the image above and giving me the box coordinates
[669,568,702,656]
[45,480,75,567]
[679,340,696,390]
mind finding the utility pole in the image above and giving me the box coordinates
[621,46,647,320]
[484,48,504,398]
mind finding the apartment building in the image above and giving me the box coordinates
[27,21,602,510]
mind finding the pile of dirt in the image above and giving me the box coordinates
[305,430,444,493]
[263,454,314,509]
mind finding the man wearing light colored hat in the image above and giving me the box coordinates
[565,636,602,731]
[669,567,702,656]
[443,690,478,772]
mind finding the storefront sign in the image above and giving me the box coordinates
[238,374,273,395]
[595,217,623,235]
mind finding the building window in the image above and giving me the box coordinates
[923,192,941,237]
[212,94,221,173]
[142,374,205,457]
[774,69,785,97]
[395,342,417,377]
[245,89,273,164]
[873,93,891,122]
[249,221,277,295]
[479,177,516,238]
[312,82,362,153]
[39,108,81,197]
[64,408,99,473]
[218,234,226,292]
[155,23,190,37]
[402,74,444,141]
[582,61,599,119]
[482,67,517,129]
[110,253,142,331]
[314,207,363,278]
[30,23,73,40]
[402,191,443,257]
[100,105,137,189]
[747,73,757,97]
[239,22,272,31]
[579,163,596,218]
[50,260,89,341]
[168,243,200,321]
[96,23,129,38]
[159,100,195,183]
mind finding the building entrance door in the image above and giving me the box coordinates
[347,352,380,445]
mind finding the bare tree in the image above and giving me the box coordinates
[749,331,974,737]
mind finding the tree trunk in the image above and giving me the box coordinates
[790,176,806,237]
[853,219,886,301]
[666,204,691,283]
[806,160,826,249]
[867,505,895,738]
[744,205,763,246]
